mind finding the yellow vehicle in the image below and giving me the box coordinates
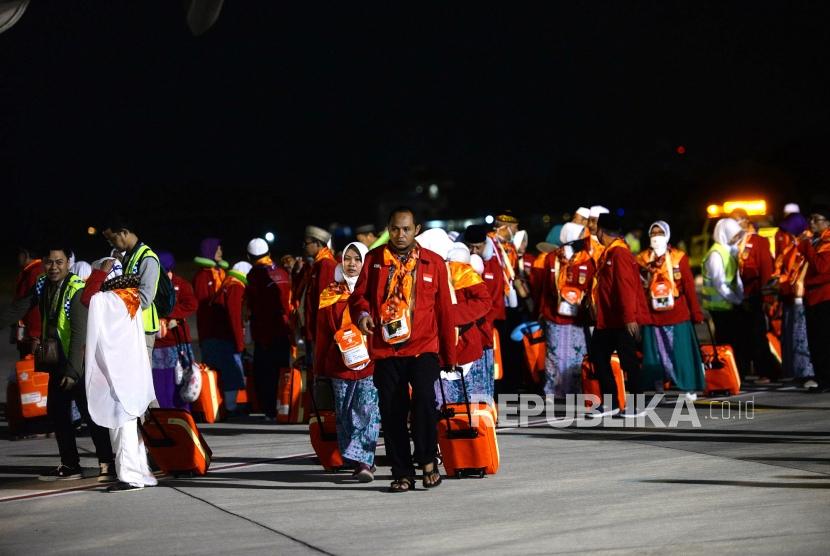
[689,199,778,270]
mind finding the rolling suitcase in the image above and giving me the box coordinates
[192,363,224,423]
[139,408,212,476]
[492,328,503,381]
[767,332,782,366]
[308,379,344,471]
[520,324,546,383]
[437,369,500,478]
[581,353,626,410]
[701,320,741,396]
[277,366,309,424]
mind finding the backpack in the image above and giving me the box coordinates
[138,251,176,317]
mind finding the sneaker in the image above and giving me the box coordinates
[683,392,698,402]
[97,462,117,483]
[804,379,819,391]
[353,464,375,483]
[39,464,83,482]
[106,481,144,493]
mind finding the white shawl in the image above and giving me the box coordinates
[85,291,156,429]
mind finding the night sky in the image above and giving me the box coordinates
[3,1,830,261]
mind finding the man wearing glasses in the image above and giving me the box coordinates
[800,206,830,392]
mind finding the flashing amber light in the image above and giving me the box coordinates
[706,204,720,217]
[722,199,767,216]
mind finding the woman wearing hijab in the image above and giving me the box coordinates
[151,252,198,409]
[638,221,705,399]
[702,218,745,368]
[314,241,380,482]
[537,223,596,398]
[775,213,815,385]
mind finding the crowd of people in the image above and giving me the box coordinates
[4,201,830,493]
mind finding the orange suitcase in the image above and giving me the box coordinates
[139,408,212,476]
[16,355,49,419]
[521,326,546,382]
[701,344,741,396]
[309,410,344,471]
[437,371,500,478]
[581,354,626,410]
[767,332,782,365]
[192,364,224,423]
[492,329,503,380]
[277,367,309,424]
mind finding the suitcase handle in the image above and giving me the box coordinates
[703,319,725,369]
[137,408,176,448]
[309,377,338,442]
[438,367,479,439]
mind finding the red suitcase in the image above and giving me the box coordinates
[521,326,546,383]
[308,379,344,471]
[139,408,212,476]
[581,353,626,410]
[277,366,309,424]
[701,344,741,396]
[437,370,500,478]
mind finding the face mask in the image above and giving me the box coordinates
[563,246,574,260]
[344,275,359,292]
[650,236,668,256]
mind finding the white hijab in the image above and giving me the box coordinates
[713,218,742,247]
[416,228,454,260]
[560,223,586,260]
[649,220,671,257]
[341,241,369,292]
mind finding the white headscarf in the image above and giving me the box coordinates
[575,207,591,219]
[71,261,92,280]
[512,230,528,252]
[649,220,671,257]
[470,254,485,275]
[341,241,369,292]
[416,228,454,260]
[713,218,742,247]
[447,242,471,263]
[589,205,610,218]
[232,261,252,275]
[560,223,586,260]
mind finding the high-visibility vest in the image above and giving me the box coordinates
[123,243,160,333]
[702,243,738,311]
[35,273,85,357]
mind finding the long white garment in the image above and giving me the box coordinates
[85,291,156,429]
[110,418,157,487]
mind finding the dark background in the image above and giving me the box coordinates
[3,1,830,265]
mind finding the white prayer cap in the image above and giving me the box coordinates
[560,223,587,245]
[589,205,610,218]
[575,207,591,219]
[447,242,471,264]
[416,228,454,260]
[247,238,269,258]
[71,261,92,280]
[470,254,485,275]
[784,203,800,216]
[232,261,252,276]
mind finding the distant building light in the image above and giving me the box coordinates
[87,226,97,236]
[464,220,474,228]
[424,220,446,229]
[485,215,494,224]
[428,184,439,200]
[415,185,424,194]
[265,232,275,243]
[616,208,625,217]
[676,145,686,155]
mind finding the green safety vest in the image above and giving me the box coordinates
[35,273,85,358]
[123,243,160,333]
[701,243,738,311]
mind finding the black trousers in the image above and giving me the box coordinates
[254,338,290,418]
[805,300,830,388]
[47,373,113,467]
[739,296,780,379]
[373,354,441,479]
[590,328,641,411]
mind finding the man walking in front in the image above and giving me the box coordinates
[350,207,456,492]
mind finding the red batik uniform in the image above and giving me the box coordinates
[449,262,491,365]
[538,249,596,325]
[594,239,651,330]
[304,247,337,341]
[315,283,375,381]
[637,248,703,326]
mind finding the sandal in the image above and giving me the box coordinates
[422,460,443,489]
[388,476,416,493]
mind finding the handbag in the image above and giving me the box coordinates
[34,337,60,366]
[170,325,202,402]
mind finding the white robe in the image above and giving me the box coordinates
[85,291,156,429]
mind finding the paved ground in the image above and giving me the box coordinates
[0,335,828,555]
